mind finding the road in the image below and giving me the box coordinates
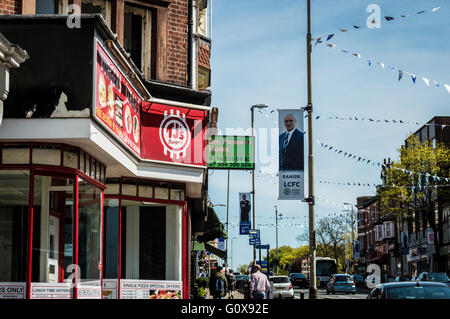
[292,287,370,299]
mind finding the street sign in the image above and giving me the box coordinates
[249,237,261,245]
[207,135,255,169]
[256,244,270,250]
[249,229,260,239]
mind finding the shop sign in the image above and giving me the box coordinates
[141,103,208,166]
[102,279,118,299]
[95,41,142,156]
[206,136,255,169]
[30,283,72,299]
[120,280,182,299]
[0,282,26,299]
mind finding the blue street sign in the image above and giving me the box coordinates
[249,229,260,239]
[256,244,270,250]
[249,237,261,245]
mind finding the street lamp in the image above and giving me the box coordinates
[344,203,356,273]
[275,206,283,275]
[250,103,268,264]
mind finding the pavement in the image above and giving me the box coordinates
[205,287,370,300]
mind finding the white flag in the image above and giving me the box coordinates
[422,77,430,86]
[444,84,450,94]
[432,7,441,12]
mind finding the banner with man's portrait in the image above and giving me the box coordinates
[278,109,304,200]
[239,192,252,235]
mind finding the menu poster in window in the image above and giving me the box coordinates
[0,282,26,299]
[120,280,182,299]
[95,41,142,156]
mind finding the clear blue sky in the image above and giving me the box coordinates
[208,0,450,270]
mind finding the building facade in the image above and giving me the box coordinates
[0,0,215,299]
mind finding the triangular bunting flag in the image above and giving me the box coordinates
[411,75,417,84]
[432,7,441,12]
[339,28,348,32]
[416,10,425,14]
[399,70,403,81]
[326,34,335,41]
[422,77,430,86]
[384,16,394,21]
[444,84,450,94]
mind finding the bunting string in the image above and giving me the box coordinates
[321,42,450,94]
[313,6,442,46]
[256,108,448,128]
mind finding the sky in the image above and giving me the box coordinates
[207,0,450,270]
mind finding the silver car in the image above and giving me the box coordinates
[269,275,294,299]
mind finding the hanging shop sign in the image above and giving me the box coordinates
[94,41,142,156]
[140,103,208,166]
[0,282,26,299]
[120,280,183,299]
[239,192,252,235]
[207,136,255,169]
[278,109,305,200]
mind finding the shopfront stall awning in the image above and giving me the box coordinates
[204,242,227,260]
[195,206,227,243]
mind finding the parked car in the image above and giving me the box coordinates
[269,275,294,299]
[416,272,450,286]
[367,282,450,299]
[394,276,411,282]
[326,274,356,295]
[289,273,309,288]
[410,277,416,282]
[352,274,365,287]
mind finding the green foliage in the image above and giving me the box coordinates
[196,277,209,288]
[237,264,249,275]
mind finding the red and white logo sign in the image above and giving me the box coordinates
[159,109,191,159]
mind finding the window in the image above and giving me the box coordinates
[36,0,57,14]
[81,0,112,27]
[0,170,29,283]
[123,5,152,78]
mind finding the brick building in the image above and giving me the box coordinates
[0,0,216,299]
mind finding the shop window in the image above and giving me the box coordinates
[31,175,74,287]
[155,182,169,200]
[122,178,137,197]
[63,146,79,169]
[124,5,152,78]
[119,201,181,282]
[77,179,102,294]
[2,144,30,165]
[36,0,57,14]
[138,179,154,198]
[0,170,29,285]
[32,144,61,166]
[80,151,85,173]
[103,200,119,279]
[170,184,185,201]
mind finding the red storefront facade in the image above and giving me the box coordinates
[0,14,211,299]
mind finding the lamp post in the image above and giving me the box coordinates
[305,0,318,299]
[250,103,268,264]
[230,237,237,270]
[275,206,283,275]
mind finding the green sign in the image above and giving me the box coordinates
[207,136,255,169]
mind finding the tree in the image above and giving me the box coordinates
[379,135,450,271]
[296,215,352,271]
[237,264,249,275]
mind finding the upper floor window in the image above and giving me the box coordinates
[36,0,57,14]
[81,0,111,26]
[124,5,152,78]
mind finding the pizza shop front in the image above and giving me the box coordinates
[0,16,210,299]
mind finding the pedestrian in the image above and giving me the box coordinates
[226,269,236,299]
[250,264,271,299]
[209,266,228,299]
[199,268,206,278]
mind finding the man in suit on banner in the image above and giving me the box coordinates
[279,113,304,171]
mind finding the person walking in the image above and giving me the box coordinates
[250,264,271,299]
[209,266,228,299]
[226,269,236,299]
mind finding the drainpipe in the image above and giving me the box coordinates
[188,0,198,90]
